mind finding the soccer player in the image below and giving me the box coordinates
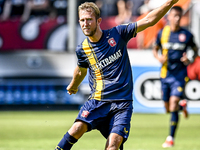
[153,6,198,148]
[55,1,180,150]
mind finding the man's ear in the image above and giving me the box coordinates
[97,17,102,25]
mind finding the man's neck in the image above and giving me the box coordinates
[170,25,180,32]
[88,29,103,43]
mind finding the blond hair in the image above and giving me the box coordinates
[78,2,100,19]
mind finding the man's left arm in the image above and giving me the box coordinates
[136,0,179,33]
[181,46,199,65]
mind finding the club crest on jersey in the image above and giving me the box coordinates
[108,38,116,47]
[81,111,90,118]
[179,33,186,42]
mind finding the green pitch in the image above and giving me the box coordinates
[0,111,200,150]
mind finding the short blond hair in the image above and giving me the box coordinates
[78,2,100,19]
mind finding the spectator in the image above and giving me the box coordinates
[1,0,25,21]
[78,0,96,6]
[95,0,118,17]
[115,0,132,24]
[21,0,50,22]
[138,0,151,15]
[50,0,67,17]
[127,0,144,17]
[100,0,134,29]
[0,0,5,16]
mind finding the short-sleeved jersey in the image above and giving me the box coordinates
[76,23,137,101]
[155,25,196,80]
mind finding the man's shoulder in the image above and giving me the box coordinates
[104,26,117,33]
[157,26,166,37]
[76,38,88,51]
[114,23,137,36]
[180,27,193,35]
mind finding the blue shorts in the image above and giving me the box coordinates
[75,99,133,140]
[161,77,185,102]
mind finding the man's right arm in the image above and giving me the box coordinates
[67,66,87,95]
[136,0,179,33]
[153,45,167,64]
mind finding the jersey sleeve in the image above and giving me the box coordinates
[115,23,137,42]
[76,45,89,68]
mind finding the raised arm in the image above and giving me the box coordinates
[67,66,87,95]
[136,0,179,33]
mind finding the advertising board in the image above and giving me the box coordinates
[129,50,200,114]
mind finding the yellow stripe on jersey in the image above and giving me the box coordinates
[82,39,103,100]
[160,26,171,78]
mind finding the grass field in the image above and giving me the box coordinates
[0,111,200,150]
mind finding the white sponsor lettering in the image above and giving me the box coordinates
[134,71,200,108]
[134,71,163,108]
[185,80,200,100]
[162,42,186,50]
[91,49,122,70]
[143,80,161,100]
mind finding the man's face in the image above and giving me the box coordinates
[168,9,182,27]
[79,8,97,36]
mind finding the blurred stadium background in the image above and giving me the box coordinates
[0,0,200,149]
[0,0,199,112]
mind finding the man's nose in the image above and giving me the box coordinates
[175,16,181,21]
[83,20,89,26]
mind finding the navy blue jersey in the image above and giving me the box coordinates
[155,25,196,80]
[76,23,137,101]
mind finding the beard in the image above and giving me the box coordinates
[82,25,97,37]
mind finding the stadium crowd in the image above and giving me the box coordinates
[0,0,194,49]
